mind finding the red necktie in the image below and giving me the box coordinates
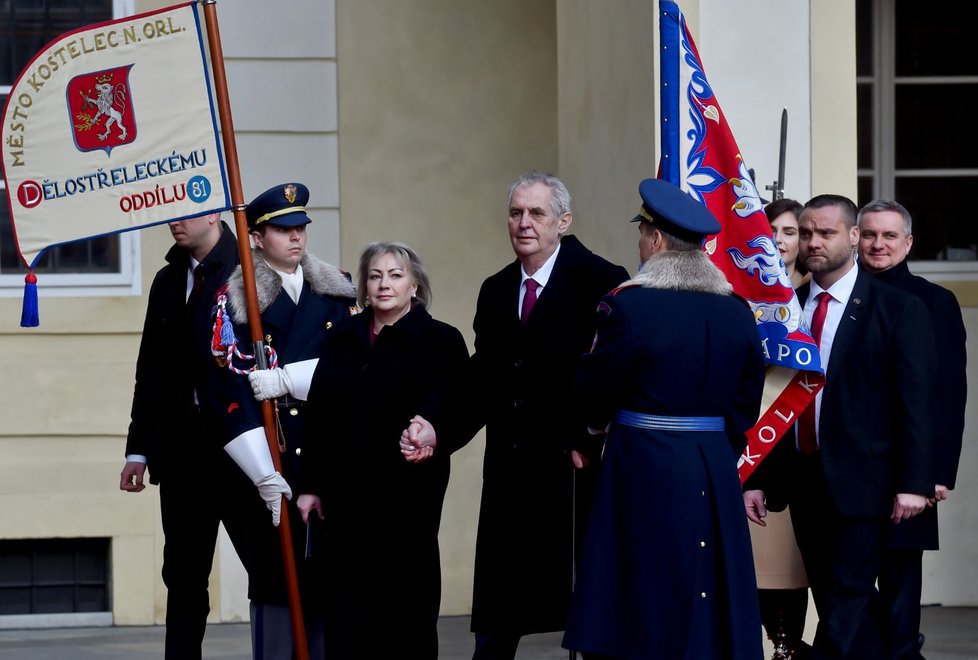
[521,278,539,324]
[798,292,832,454]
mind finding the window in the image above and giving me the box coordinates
[856,0,978,271]
[0,538,109,615]
[1,0,138,296]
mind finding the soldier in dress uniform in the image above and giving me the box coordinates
[563,178,765,659]
[210,182,357,660]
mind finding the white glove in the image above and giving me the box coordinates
[255,473,293,526]
[248,367,293,401]
[225,428,293,526]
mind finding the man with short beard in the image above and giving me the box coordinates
[858,199,966,659]
[744,194,937,658]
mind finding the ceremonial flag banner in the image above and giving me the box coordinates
[658,0,823,482]
[1,2,230,325]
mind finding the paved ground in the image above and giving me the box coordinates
[0,608,975,658]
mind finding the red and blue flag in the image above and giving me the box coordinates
[658,0,823,481]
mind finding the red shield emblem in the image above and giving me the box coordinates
[67,65,137,155]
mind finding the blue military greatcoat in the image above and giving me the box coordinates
[564,251,765,660]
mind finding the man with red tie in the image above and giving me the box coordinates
[408,171,628,659]
[744,194,936,658]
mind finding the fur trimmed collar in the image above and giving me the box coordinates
[626,250,732,295]
[226,250,356,324]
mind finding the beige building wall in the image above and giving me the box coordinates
[556,0,656,275]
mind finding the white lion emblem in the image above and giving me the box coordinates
[79,82,128,141]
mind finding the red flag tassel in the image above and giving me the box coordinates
[21,271,39,327]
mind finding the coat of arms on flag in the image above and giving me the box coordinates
[67,65,137,154]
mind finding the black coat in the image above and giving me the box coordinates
[564,281,765,660]
[300,305,469,659]
[125,222,239,484]
[870,261,967,550]
[436,235,628,635]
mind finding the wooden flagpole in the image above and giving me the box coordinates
[200,2,310,658]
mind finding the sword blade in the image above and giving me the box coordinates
[776,108,788,199]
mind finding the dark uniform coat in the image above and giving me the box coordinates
[214,249,356,606]
[562,250,765,660]
[299,305,469,659]
[869,260,967,550]
[435,235,628,635]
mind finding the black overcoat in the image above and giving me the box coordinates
[300,305,469,659]
[126,222,240,483]
[439,235,628,635]
[869,260,966,550]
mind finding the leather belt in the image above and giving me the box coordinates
[276,395,305,410]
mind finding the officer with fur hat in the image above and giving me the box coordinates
[563,178,765,659]
[211,182,357,660]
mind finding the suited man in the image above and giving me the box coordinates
[410,171,628,659]
[744,194,936,658]
[858,199,967,659]
[120,213,255,660]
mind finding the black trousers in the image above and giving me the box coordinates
[879,549,925,660]
[158,431,251,660]
[789,456,888,659]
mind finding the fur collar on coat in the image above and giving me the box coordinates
[626,249,732,296]
[226,249,356,324]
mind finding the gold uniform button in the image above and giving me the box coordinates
[700,541,706,548]
[295,447,302,456]
[265,334,273,343]
[325,321,333,330]
[701,592,707,599]
[289,408,299,416]
[700,490,706,496]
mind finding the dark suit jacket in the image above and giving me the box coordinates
[125,222,239,484]
[797,268,937,517]
[871,261,966,549]
[434,234,628,634]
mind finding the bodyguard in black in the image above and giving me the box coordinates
[563,179,765,659]
[120,213,249,660]
[210,182,356,660]
[858,199,966,659]
[746,195,936,659]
